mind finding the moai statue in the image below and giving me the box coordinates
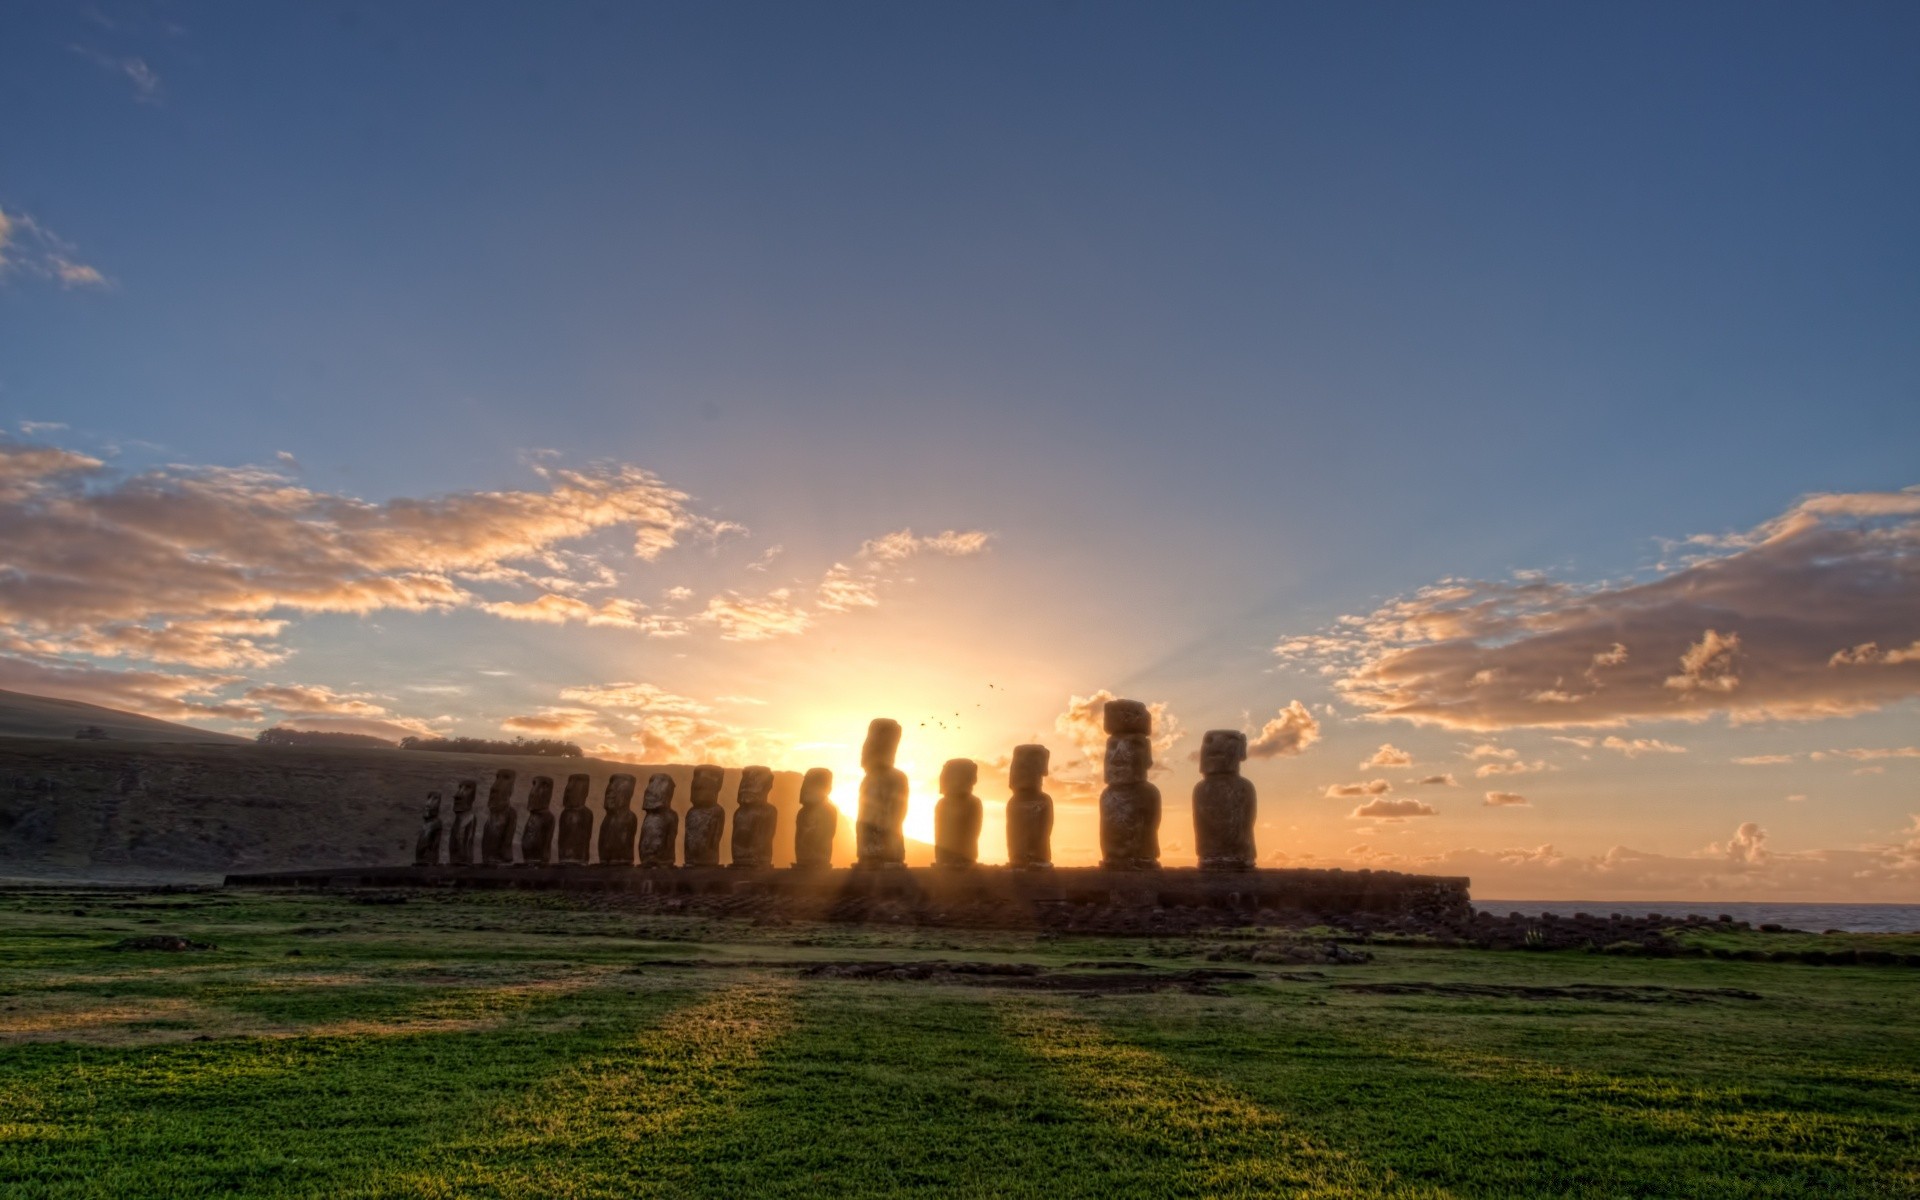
[683,764,727,867]
[793,767,837,869]
[448,779,479,866]
[520,776,556,866]
[480,769,519,865]
[1005,745,1054,868]
[556,773,594,865]
[729,766,778,869]
[1194,730,1256,870]
[856,718,908,868]
[413,790,444,866]
[934,759,982,867]
[598,773,639,865]
[1099,700,1161,870]
[637,773,677,867]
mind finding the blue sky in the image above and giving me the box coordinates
[3,2,1917,897]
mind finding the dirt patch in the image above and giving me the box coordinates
[106,935,215,952]
[1337,981,1763,1004]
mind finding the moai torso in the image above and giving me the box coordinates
[856,719,908,867]
[413,791,444,866]
[637,773,678,867]
[598,774,639,865]
[1005,744,1054,868]
[793,767,837,868]
[1194,730,1256,870]
[729,766,778,868]
[556,773,594,865]
[682,765,726,867]
[481,770,519,865]
[520,776,556,866]
[1098,701,1161,869]
[934,759,982,867]
[448,780,478,865]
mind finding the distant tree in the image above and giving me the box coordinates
[74,725,110,740]
[255,727,398,750]
[397,735,583,758]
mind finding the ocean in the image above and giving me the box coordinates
[1475,900,1920,934]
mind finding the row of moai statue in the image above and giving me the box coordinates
[411,700,1258,870]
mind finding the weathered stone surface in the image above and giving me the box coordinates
[1102,699,1152,736]
[793,767,837,869]
[683,764,726,867]
[598,773,638,865]
[730,765,778,868]
[447,779,478,866]
[934,758,982,867]
[413,791,443,866]
[480,769,518,866]
[1006,744,1054,868]
[636,773,676,867]
[519,776,556,866]
[556,773,593,865]
[1099,709,1160,869]
[856,719,908,868]
[1193,730,1255,870]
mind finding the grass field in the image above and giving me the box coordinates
[2,888,1916,1198]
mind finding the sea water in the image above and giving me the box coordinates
[1475,900,1920,934]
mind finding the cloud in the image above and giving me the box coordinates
[1475,759,1554,778]
[1325,779,1392,798]
[1273,486,1920,729]
[557,682,709,714]
[1734,754,1796,766]
[270,713,439,741]
[814,563,880,613]
[242,683,390,718]
[0,654,257,722]
[480,593,686,635]
[697,590,812,640]
[1813,746,1920,762]
[1483,791,1531,807]
[1466,744,1518,760]
[500,707,610,739]
[0,208,112,288]
[858,529,993,561]
[1600,736,1687,758]
[1415,773,1459,786]
[69,44,163,103]
[1248,701,1320,759]
[1362,743,1412,768]
[1053,690,1184,781]
[1350,797,1436,820]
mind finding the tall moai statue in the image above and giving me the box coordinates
[1005,745,1054,868]
[637,773,677,867]
[1193,730,1256,870]
[856,718,908,868]
[520,776,556,866]
[480,769,519,865]
[413,790,444,866]
[598,773,639,865]
[1099,699,1162,870]
[729,766,778,868]
[683,765,727,867]
[793,767,837,869]
[556,773,594,865]
[934,759,982,867]
[448,779,479,865]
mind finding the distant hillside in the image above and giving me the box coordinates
[0,688,249,745]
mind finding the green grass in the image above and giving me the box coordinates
[1,888,1915,1197]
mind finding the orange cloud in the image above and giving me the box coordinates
[1350,797,1436,820]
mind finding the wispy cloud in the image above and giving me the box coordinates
[69,44,163,103]
[0,207,111,289]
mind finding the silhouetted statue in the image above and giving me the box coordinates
[730,766,778,868]
[684,764,726,867]
[556,773,593,865]
[1005,745,1053,868]
[1099,700,1160,870]
[448,779,478,865]
[793,767,837,868]
[856,718,908,868]
[934,759,982,867]
[520,776,556,866]
[637,773,677,866]
[413,790,444,866]
[481,769,519,865]
[598,773,639,865]
[1194,730,1256,870]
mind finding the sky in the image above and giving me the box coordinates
[2,1,1917,900]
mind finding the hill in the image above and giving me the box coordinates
[0,688,249,745]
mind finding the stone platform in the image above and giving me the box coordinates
[224,864,1472,925]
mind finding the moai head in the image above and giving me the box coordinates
[562,773,591,810]
[799,767,833,805]
[487,769,517,812]
[423,790,443,819]
[604,773,636,813]
[1010,744,1050,791]
[1102,698,1152,737]
[737,766,774,807]
[690,765,724,808]
[1105,734,1153,785]
[940,758,978,796]
[452,779,477,813]
[1201,730,1249,776]
[641,772,674,811]
[861,718,902,770]
[527,776,554,812]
